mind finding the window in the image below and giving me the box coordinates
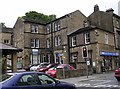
[85,32,90,44]
[54,36,58,46]
[71,36,76,47]
[70,53,78,62]
[46,38,50,48]
[58,36,61,46]
[31,25,38,33]
[105,33,108,44]
[116,20,119,28]
[54,23,58,31]
[46,24,51,34]
[54,36,61,46]
[58,21,61,30]
[17,74,40,86]
[84,21,89,27]
[4,39,10,44]
[31,38,40,48]
[53,21,61,32]
[38,74,55,84]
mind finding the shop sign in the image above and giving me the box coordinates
[32,49,38,55]
[58,53,63,57]
[100,51,119,56]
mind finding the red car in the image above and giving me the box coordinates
[37,63,59,72]
[115,68,120,81]
[46,64,75,78]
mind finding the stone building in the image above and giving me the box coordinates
[0,23,13,45]
[13,10,86,67]
[13,5,120,74]
[67,5,120,73]
[68,26,118,73]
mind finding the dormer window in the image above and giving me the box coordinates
[84,21,89,27]
[116,20,119,28]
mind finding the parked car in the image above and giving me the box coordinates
[1,72,76,89]
[115,68,120,81]
[37,63,59,72]
[30,64,41,71]
[46,64,75,78]
[30,62,49,71]
[24,64,36,71]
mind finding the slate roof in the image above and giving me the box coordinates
[0,42,22,51]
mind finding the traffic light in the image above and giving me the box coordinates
[82,46,88,58]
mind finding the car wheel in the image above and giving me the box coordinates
[116,77,120,81]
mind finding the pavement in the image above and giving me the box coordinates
[59,71,115,84]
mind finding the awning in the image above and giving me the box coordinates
[0,42,22,55]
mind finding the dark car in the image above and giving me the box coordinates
[115,68,120,81]
[1,72,76,89]
[37,63,59,72]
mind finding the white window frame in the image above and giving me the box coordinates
[31,25,38,33]
[46,38,50,48]
[58,21,61,30]
[71,36,76,47]
[31,39,35,48]
[71,53,78,62]
[54,23,57,31]
[35,39,40,48]
[105,33,108,44]
[31,38,40,48]
[46,24,51,34]
[85,32,90,44]
[58,36,61,46]
[116,20,119,28]
[54,36,58,46]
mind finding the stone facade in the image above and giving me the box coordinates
[13,10,86,67]
[68,5,120,73]
[12,5,120,74]
[0,23,13,45]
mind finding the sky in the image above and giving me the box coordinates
[0,0,120,28]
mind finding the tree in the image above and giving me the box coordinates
[22,11,56,24]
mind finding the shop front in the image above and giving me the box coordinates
[100,51,119,72]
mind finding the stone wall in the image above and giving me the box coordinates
[56,68,88,79]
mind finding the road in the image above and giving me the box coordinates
[60,72,120,89]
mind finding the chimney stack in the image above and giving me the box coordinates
[94,4,99,12]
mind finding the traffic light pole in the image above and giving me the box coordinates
[85,58,88,78]
[82,46,89,78]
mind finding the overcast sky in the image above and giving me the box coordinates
[0,0,120,28]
